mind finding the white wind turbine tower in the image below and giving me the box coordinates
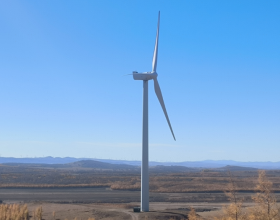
[132,11,176,212]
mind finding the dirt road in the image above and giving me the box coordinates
[25,202,206,219]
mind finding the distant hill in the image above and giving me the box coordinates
[214,165,258,171]
[150,165,200,172]
[2,160,139,171]
[0,156,80,164]
[1,157,280,169]
[67,160,138,170]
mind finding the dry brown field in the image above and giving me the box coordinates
[2,163,280,219]
[1,164,280,193]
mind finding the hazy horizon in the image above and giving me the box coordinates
[1,156,280,164]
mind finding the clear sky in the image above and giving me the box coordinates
[0,1,279,162]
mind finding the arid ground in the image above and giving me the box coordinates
[1,200,270,220]
[1,188,280,219]
[24,201,224,220]
[1,161,280,219]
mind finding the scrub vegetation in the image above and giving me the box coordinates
[2,162,280,219]
[1,171,280,219]
[0,204,29,220]
[0,204,97,220]
[190,170,280,220]
[2,164,280,194]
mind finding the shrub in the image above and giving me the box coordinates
[0,204,29,220]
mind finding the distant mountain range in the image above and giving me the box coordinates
[1,157,280,169]
[0,159,262,173]
[3,160,138,170]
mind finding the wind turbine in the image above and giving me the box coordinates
[132,11,176,212]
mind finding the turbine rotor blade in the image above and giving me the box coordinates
[152,11,160,72]
[153,77,176,140]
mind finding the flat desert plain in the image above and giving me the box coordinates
[2,187,280,219]
[1,162,280,219]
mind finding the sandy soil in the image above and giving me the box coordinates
[24,202,262,220]
[2,200,263,219]
[0,188,276,219]
[0,187,260,203]
[25,202,199,220]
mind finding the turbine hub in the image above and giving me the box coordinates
[132,72,157,81]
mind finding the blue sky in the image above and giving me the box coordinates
[0,1,279,161]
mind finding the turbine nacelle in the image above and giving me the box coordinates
[133,71,158,81]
